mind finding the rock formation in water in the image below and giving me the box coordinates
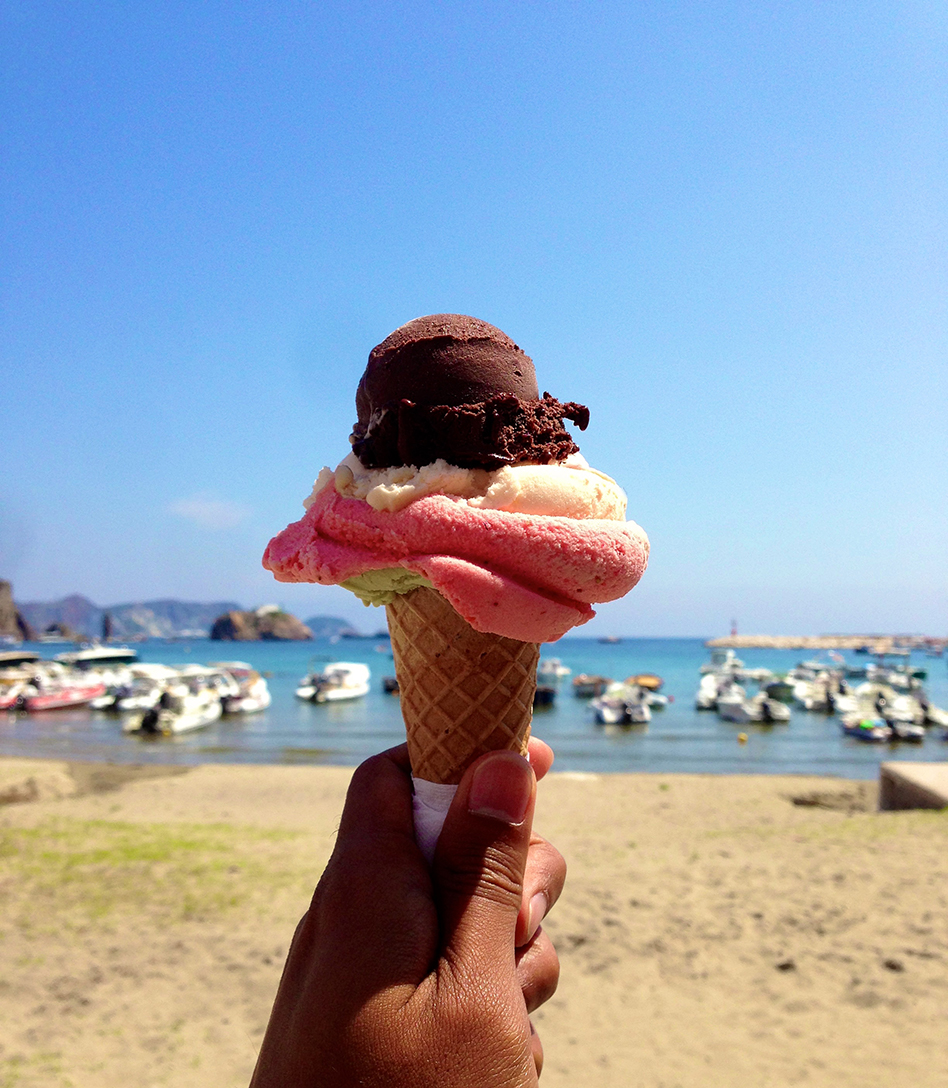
[210,606,313,641]
[0,581,34,641]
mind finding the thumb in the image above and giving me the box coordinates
[432,750,536,972]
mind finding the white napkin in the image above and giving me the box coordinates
[411,777,458,863]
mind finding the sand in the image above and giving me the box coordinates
[1,757,947,1087]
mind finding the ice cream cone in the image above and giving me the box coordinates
[386,586,539,785]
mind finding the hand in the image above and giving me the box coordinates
[250,737,565,1088]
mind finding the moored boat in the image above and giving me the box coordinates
[840,715,890,743]
[572,674,612,698]
[208,662,272,713]
[20,680,107,711]
[296,662,371,703]
[533,685,557,707]
[538,658,571,682]
[126,685,223,736]
[591,683,651,725]
[55,645,139,667]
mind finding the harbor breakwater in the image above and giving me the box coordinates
[707,634,945,653]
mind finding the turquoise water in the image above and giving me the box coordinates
[3,638,947,779]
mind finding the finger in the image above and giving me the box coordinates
[516,834,566,947]
[433,750,536,974]
[516,928,560,1013]
[314,748,435,991]
[526,735,554,781]
[530,1020,544,1077]
[336,744,414,843]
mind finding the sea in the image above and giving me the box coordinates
[3,638,947,780]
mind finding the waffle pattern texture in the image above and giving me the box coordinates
[386,586,538,784]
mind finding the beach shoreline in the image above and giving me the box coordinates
[2,757,947,1087]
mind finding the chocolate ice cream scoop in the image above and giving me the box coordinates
[351,314,589,470]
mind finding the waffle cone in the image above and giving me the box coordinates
[386,587,538,785]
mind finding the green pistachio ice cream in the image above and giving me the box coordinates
[341,568,434,606]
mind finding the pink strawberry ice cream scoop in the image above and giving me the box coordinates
[263,314,649,642]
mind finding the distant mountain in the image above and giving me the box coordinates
[17,595,242,639]
[304,615,362,639]
[17,594,100,638]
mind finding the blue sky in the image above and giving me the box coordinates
[2,1,946,637]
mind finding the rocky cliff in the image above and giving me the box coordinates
[0,581,34,641]
[18,596,242,639]
[210,609,313,641]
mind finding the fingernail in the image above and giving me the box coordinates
[525,892,548,943]
[468,752,533,824]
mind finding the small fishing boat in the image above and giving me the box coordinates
[626,673,663,691]
[572,674,612,698]
[533,685,557,707]
[296,662,371,703]
[840,716,890,743]
[763,677,795,703]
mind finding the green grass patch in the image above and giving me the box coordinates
[0,818,306,933]
[0,1050,70,1088]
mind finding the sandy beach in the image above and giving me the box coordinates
[1,757,947,1088]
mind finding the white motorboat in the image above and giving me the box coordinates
[749,693,791,722]
[792,678,834,712]
[220,667,272,714]
[538,658,571,682]
[878,694,925,727]
[0,650,40,669]
[923,702,948,728]
[0,680,29,710]
[697,674,745,711]
[695,673,721,710]
[887,719,925,743]
[700,648,745,675]
[715,689,750,723]
[177,664,241,701]
[591,684,651,725]
[115,678,166,712]
[55,645,138,667]
[125,682,222,736]
[296,662,371,703]
[717,690,790,724]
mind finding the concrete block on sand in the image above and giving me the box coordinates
[879,761,948,811]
